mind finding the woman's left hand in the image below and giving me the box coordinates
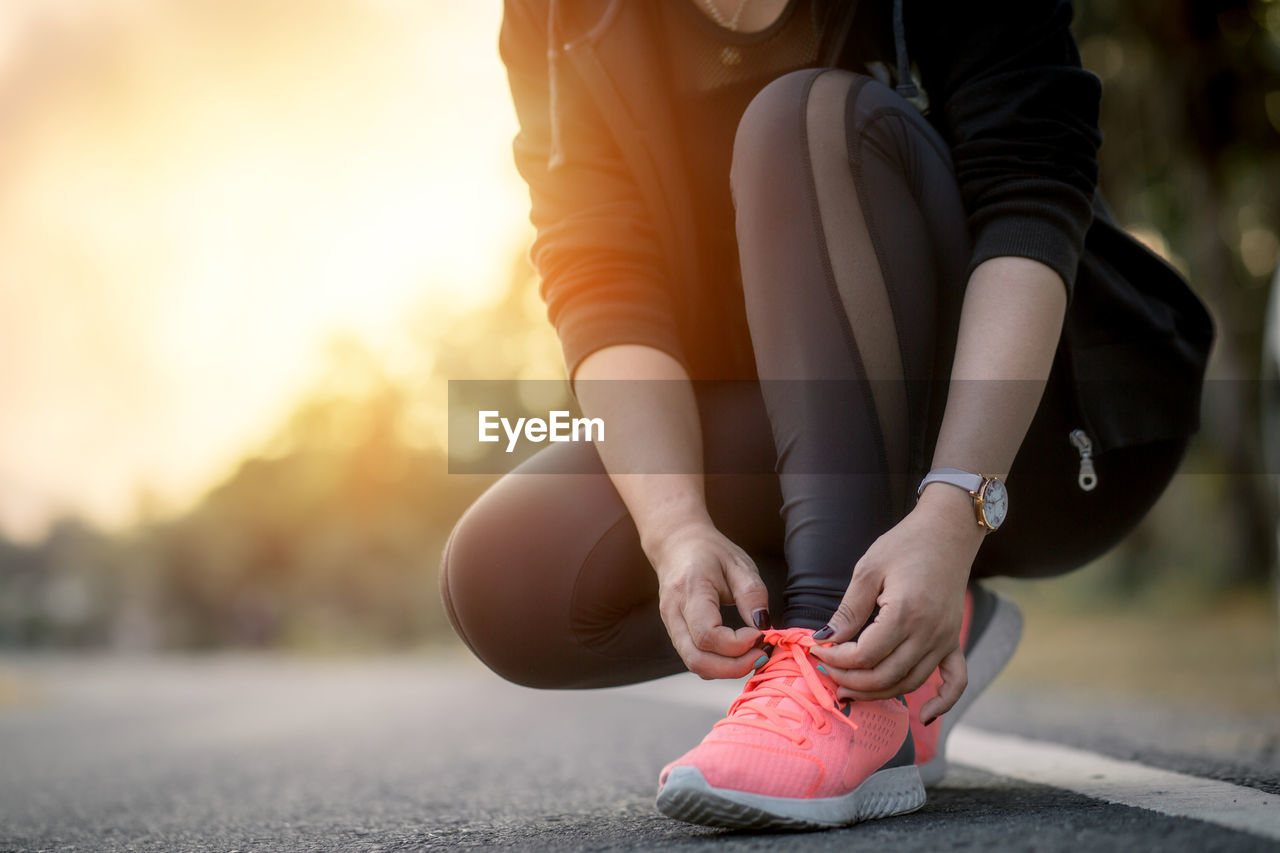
[809,484,987,723]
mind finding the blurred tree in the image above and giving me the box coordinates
[0,248,558,650]
[1076,0,1280,589]
[3,2,1279,649]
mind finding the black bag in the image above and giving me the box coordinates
[1061,194,1216,455]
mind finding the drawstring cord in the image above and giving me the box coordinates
[892,0,918,98]
[547,0,566,170]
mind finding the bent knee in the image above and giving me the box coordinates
[438,462,637,689]
[731,68,868,189]
[730,68,939,198]
[439,494,552,688]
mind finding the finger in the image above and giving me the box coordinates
[816,598,911,671]
[664,607,762,680]
[919,647,968,723]
[812,602,905,671]
[812,568,880,644]
[723,551,771,630]
[822,636,922,694]
[836,648,939,701]
[682,582,757,658]
[659,588,714,676]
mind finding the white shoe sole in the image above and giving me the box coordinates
[918,590,1023,787]
[656,764,925,830]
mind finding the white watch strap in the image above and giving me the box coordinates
[917,467,983,498]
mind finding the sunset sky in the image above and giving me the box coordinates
[0,1,531,540]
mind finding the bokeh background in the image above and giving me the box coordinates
[0,0,1277,710]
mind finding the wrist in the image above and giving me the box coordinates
[915,482,988,548]
[637,495,715,562]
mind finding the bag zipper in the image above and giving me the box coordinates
[1068,429,1098,491]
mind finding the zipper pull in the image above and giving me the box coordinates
[1068,429,1098,491]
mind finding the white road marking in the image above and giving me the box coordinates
[610,674,1280,841]
[949,726,1280,842]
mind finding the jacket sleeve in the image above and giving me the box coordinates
[908,0,1102,297]
[500,0,687,380]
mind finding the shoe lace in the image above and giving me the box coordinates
[713,628,852,747]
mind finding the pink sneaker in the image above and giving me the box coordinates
[906,583,1023,786]
[656,628,925,830]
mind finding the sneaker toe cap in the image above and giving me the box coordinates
[665,740,824,798]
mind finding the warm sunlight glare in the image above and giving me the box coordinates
[0,0,531,540]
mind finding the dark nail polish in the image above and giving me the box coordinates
[752,608,772,631]
[812,624,834,641]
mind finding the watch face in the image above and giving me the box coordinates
[980,478,1008,529]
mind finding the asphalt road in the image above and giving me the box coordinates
[1,652,1278,852]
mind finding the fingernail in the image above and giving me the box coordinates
[752,608,772,631]
[924,715,937,727]
[753,654,769,669]
[812,624,834,641]
[815,664,829,676]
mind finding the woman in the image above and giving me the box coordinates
[441,0,1215,831]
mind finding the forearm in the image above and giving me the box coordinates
[919,256,1068,526]
[812,258,1070,694]
[573,344,711,559]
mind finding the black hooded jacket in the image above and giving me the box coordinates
[499,0,1215,454]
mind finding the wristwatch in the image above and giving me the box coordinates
[916,467,1009,531]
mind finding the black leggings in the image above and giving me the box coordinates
[441,69,1186,688]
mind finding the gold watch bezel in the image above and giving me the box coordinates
[972,476,1006,531]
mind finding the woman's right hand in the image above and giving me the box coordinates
[648,520,770,680]
[573,344,766,679]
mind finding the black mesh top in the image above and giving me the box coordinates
[652,0,824,378]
